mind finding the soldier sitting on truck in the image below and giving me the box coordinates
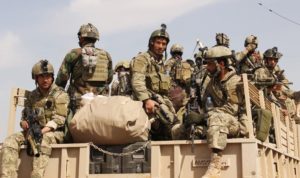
[55,23,113,142]
[200,46,244,178]
[254,47,300,120]
[0,60,69,178]
[130,24,182,140]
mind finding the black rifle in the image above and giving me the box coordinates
[24,108,43,157]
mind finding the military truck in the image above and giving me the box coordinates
[1,74,299,178]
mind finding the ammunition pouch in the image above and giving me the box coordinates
[147,73,171,95]
[255,109,272,142]
[175,62,192,84]
[81,47,109,82]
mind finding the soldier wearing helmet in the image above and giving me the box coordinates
[111,60,132,96]
[1,60,69,178]
[165,43,184,75]
[165,43,192,89]
[130,24,181,140]
[255,47,299,116]
[55,23,113,141]
[199,46,245,178]
[215,33,230,47]
[236,35,263,74]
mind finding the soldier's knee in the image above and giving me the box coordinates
[207,125,228,150]
[3,136,21,151]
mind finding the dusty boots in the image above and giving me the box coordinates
[201,153,222,178]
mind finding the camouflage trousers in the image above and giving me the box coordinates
[0,131,64,178]
[207,110,240,150]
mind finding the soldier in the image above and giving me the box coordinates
[236,35,263,74]
[111,60,132,96]
[215,33,230,47]
[255,47,298,117]
[55,23,113,141]
[165,43,192,89]
[201,46,243,178]
[0,60,69,178]
[130,24,181,140]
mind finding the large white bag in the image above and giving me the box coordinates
[69,96,150,145]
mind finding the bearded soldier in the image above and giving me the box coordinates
[201,46,243,178]
[130,24,181,140]
[55,23,113,141]
[0,60,69,178]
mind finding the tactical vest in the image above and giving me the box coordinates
[175,61,192,83]
[81,46,109,82]
[30,87,61,127]
[206,72,241,108]
[144,53,171,95]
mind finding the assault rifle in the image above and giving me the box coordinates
[24,108,43,157]
[149,92,176,127]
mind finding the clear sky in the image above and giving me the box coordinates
[1,0,299,142]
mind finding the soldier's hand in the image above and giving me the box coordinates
[21,121,29,130]
[246,44,257,53]
[143,99,156,114]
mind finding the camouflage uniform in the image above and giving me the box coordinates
[0,84,69,178]
[55,23,113,141]
[111,60,132,96]
[201,46,243,178]
[55,23,113,103]
[236,35,263,74]
[55,42,113,98]
[131,50,180,140]
[254,47,297,117]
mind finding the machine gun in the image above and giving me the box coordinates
[24,108,43,157]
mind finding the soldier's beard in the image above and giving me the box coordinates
[208,66,221,78]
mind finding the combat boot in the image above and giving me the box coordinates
[201,153,221,178]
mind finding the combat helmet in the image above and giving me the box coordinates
[244,35,258,48]
[204,46,232,77]
[263,47,282,59]
[170,43,184,56]
[31,59,54,79]
[78,23,99,40]
[148,24,170,47]
[216,33,230,47]
[114,60,130,73]
[205,46,232,60]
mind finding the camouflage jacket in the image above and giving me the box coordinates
[165,56,181,76]
[21,83,69,130]
[236,50,263,74]
[130,50,171,101]
[255,64,294,98]
[55,43,113,97]
[204,70,243,116]
[165,57,192,88]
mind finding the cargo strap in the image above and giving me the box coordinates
[89,141,150,157]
